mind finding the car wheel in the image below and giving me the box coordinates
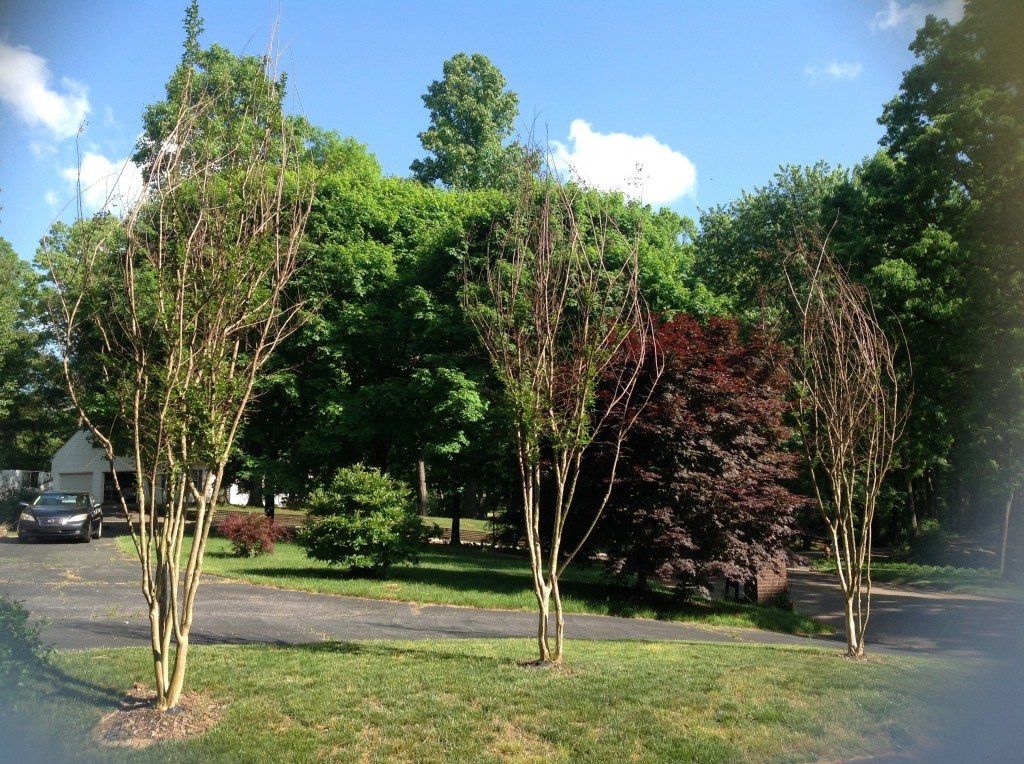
[81,521,92,543]
[17,530,29,543]
[91,519,102,539]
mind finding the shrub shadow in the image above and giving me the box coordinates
[238,545,818,635]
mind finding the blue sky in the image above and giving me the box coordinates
[0,0,963,262]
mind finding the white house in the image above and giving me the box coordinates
[49,430,278,507]
[51,430,136,503]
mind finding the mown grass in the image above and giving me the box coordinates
[116,536,829,635]
[423,515,492,535]
[814,559,1024,600]
[0,639,961,763]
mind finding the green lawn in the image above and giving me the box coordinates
[814,559,1024,600]
[118,536,827,635]
[423,514,492,535]
[1,639,959,762]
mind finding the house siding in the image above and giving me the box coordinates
[51,431,134,501]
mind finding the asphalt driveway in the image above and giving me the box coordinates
[2,525,1020,658]
[0,533,823,652]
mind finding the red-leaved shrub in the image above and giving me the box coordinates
[218,512,292,557]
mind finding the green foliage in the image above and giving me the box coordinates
[410,52,531,190]
[133,6,288,176]
[695,162,848,324]
[0,487,35,529]
[908,519,956,566]
[297,465,429,573]
[0,594,47,691]
[0,237,74,469]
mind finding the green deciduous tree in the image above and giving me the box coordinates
[0,237,74,470]
[411,52,533,191]
[873,0,1024,567]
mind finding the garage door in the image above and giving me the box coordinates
[58,472,92,493]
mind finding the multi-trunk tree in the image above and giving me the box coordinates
[41,42,314,710]
[466,169,659,664]
[786,236,907,658]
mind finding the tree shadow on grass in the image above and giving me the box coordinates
[291,639,524,671]
[36,659,125,707]
[240,556,823,635]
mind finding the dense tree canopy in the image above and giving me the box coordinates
[7,0,1020,585]
[877,0,1024,527]
[0,237,73,470]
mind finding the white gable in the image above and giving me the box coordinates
[51,430,134,475]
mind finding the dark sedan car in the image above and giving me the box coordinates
[17,491,104,543]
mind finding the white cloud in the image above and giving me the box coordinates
[549,119,697,206]
[61,152,143,215]
[0,41,90,140]
[44,190,58,206]
[805,61,864,81]
[869,0,964,33]
[29,140,58,158]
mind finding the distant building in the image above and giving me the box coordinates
[50,430,138,504]
[49,430,278,507]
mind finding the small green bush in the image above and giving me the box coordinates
[0,594,47,688]
[1,487,36,529]
[296,465,429,574]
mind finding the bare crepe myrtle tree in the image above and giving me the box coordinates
[465,166,660,664]
[42,63,314,709]
[785,234,907,659]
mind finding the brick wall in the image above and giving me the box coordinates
[754,567,788,604]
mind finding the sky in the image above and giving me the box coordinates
[0,0,964,262]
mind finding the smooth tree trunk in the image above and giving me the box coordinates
[634,568,649,592]
[999,487,1016,577]
[828,520,870,659]
[416,454,428,516]
[842,592,865,658]
[249,480,264,512]
[906,473,918,537]
[263,483,275,521]
[450,490,462,546]
[925,469,938,520]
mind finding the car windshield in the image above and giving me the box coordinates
[33,492,88,507]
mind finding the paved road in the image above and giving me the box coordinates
[788,567,1023,658]
[2,527,1019,658]
[0,534,825,652]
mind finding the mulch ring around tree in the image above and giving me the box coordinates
[92,683,226,749]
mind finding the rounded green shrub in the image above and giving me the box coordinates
[296,465,428,574]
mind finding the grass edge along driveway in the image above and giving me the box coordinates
[1,639,961,763]
[116,535,828,635]
[814,558,1024,600]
